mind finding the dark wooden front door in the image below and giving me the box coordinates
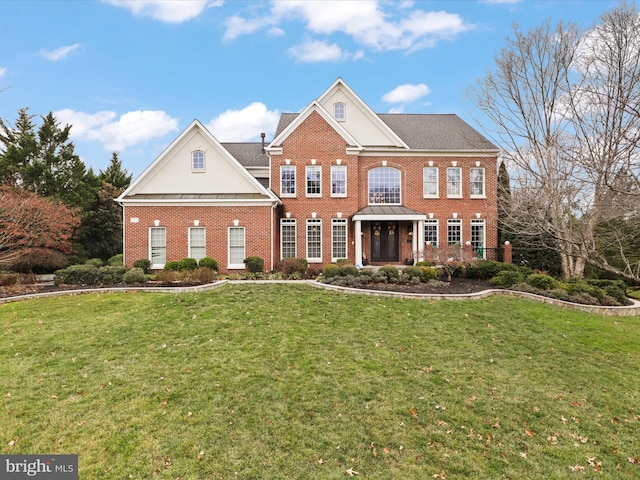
[371,221,399,263]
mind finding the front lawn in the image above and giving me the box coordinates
[1,284,639,478]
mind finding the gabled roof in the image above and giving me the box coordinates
[221,142,269,168]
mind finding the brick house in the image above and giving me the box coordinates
[118,78,500,273]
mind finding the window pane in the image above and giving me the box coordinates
[229,227,245,266]
[192,151,205,170]
[306,166,321,196]
[332,219,347,260]
[471,168,485,196]
[331,165,346,196]
[447,168,461,197]
[368,167,401,204]
[307,219,322,261]
[447,219,462,245]
[281,219,296,259]
[424,219,438,247]
[281,165,296,196]
[471,220,485,258]
[189,227,206,261]
[423,167,438,197]
[150,227,166,265]
[334,102,345,120]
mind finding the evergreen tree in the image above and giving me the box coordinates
[99,152,132,190]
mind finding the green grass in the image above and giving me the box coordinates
[1,284,640,479]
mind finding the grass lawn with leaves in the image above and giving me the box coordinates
[1,284,640,479]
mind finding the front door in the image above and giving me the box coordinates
[371,221,399,263]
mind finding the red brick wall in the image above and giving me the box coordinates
[123,204,274,273]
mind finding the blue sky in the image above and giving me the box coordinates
[0,0,621,176]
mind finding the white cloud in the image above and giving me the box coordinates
[382,83,430,103]
[105,0,221,23]
[289,40,346,63]
[205,102,280,141]
[0,67,6,77]
[224,14,271,41]
[40,44,81,61]
[55,109,179,151]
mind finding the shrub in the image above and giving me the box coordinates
[379,265,400,281]
[0,273,19,287]
[288,271,302,280]
[415,260,435,267]
[566,280,605,303]
[108,254,124,266]
[402,266,424,282]
[585,280,629,306]
[244,256,264,273]
[489,270,526,288]
[336,258,351,266]
[180,258,198,271]
[10,249,70,273]
[322,264,341,279]
[95,265,127,284]
[526,273,560,290]
[155,270,179,285]
[54,264,99,285]
[198,257,219,271]
[339,264,359,277]
[164,260,182,272]
[420,266,440,282]
[465,260,508,280]
[185,267,216,284]
[276,258,308,276]
[123,268,147,284]
[133,259,152,274]
[86,258,104,267]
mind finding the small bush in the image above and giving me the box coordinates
[86,258,104,267]
[322,264,341,279]
[379,265,400,281]
[339,264,359,277]
[288,271,302,280]
[198,257,219,271]
[465,260,509,280]
[585,279,629,306]
[415,260,435,267]
[526,273,560,290]
[155,270,179,285]
[185,267,216,284]
[277,258,308,276]
[54,264,99,285]
[0,273,19,287]
[244,256,265,273]
[108,254,124,266]
[402,266,424,282]
[420,266,440,282]
[133,259,152,274]
[164,260,182,272]
[180,258,198,271]
[123,268,147,284]
[489,270,526,288]
[95,265,127,284]
[336,258,351,266]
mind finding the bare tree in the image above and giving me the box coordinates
[470,2,640,281]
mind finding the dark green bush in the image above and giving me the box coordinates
[244,256,265,273]
[419,266,440,282]
[585,280,629,306]
[54,264,99,285]
[180,258,198,271]
[465,260,510,280]
[133,258,152,274]
[402,266,423,282]
[108,254,124,266]
[489,270,526,288]
[379,265,400,281]
[276,258,308,276]
[164,260,182,272]
[198,257,219,271]
[339,264,359,277]
[566,280,606,303]
[95,265,127,284]
[526,273,560,290]
[322,264,341,279]
[123,268,147,284]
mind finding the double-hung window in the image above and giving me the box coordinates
[471,219,486,258]
[192,150,205,171]
[447,219,462,246]
[280,219,296,259]
[306,165,321,197]
[424,219,438,247]
[228,227,246,269]
[280,165,296,197]
[423,167,439,198]
[331,165,347,197]
[447,167,462,198]
[189,227,206,261]
[306,219,322,262]
[331,218,348,261]
[470,167,485,198]
[149,227,166,268]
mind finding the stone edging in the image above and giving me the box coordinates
[1,279,639,316]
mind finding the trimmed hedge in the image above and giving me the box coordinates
[244,256,265,273]
[133,259,152,274]
[198,257,219,271]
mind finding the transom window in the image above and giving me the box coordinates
[306,218,322,262]
[447,167,462,198]
[424,219,438,247]
[306,165,321,197]
[331,218,348,261]
[192,150,205,171]
[189,227,206,261]
[331,165,347,197]
[368,167,401,204]
[280,165,296,197]
[447,219,462,245]
[334,102,346,120]
[281,219,296,259]
[470,167,485,197]
[423,167,439,198]
[149,227,166,267]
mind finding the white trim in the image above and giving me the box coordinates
[352,213,427,221]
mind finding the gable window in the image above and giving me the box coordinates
[334,102,346,121]
[306,218,322,262]
[189,227,206,261]
[331,165,347,197]
[424,219,438,247]
[192,150,205,171]
[280,165,296,197]
[471,219,486,258]
[447,167,462,198]
[423,167,439,198]
[281,219,296,259]
[447,219,462,245]
[228,226,246,269]
[149,227,166,268]
[306,165,322,197]
[331,218,348,261]
[470,167,485,198]
[368,166,401,204]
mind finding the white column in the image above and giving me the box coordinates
[355,220,363,266]
[411,220,418,265]
[417,220,425,261]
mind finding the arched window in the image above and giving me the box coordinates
[192,150,205,171]
[368,167,401,204]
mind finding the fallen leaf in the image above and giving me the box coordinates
[628,457,640,464]
[525,429,534,437]
[346,467,359,476]
[197,450,205,461]
[570,465,585,472]
[410,408,418,417]
[8,440,15,447]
